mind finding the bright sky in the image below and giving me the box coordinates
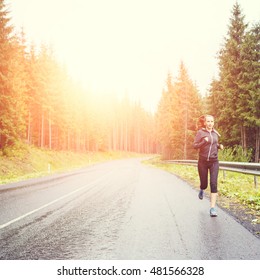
[7,0,260,111]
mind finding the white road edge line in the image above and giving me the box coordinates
[0,171,112,230]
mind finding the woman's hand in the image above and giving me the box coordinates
[219,144,224,150]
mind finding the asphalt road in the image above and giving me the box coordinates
[0,158,259,260]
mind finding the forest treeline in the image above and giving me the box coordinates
[0,1,259,162]
[208,3,260,162]
[0,0,157,154]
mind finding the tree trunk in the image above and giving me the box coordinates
[86,133,90,151]
[137,127,141,153]
[124,122,128,151]
[113,123,118,150]
[120,122,124,150]
[184,119,187,160]
[41,112,44,148]
[77,131,80,152]
[240,125,247,155]
[67,130,70,151]
[255,126,260,163]
[48,111,52,149]
[27,111,31,144]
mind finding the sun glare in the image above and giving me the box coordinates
[8,0,260,111]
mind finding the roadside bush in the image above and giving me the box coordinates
[218,145,252,162]
[2,141,29,159]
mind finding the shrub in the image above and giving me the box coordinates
[218,145,252,162]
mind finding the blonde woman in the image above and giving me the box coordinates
[193,115,224,217]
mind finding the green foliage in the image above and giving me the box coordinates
[208,3,260,162]
[156,63,202,160]
[218,171,260,211]
[218,145,252,162]
[0,0,157,155]
[2,140,29,158]
[0,1,29,148]
[1,0,259,164]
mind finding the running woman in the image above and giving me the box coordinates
[193,115,224,217]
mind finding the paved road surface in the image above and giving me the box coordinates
[0,158,259,260]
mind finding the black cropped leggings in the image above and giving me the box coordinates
[198,159,219,193]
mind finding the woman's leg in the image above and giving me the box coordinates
[209,161,219,208]
[210,193,217,208]
[198,160,208,190]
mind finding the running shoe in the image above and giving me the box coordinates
[198,189,203,200]
[210,208,218,217]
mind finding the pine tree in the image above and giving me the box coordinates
[239,23,260,161]
[156,64,202,159]
[156,72,177,159]
[0,0,13,148]
[8,30,30,144]
[174,62,202,159]
[209,3,259,161]
[0,0,158,155]
[0,0,28,149]
[215,3,247,146]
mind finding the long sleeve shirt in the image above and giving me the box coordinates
[193,128,221,161]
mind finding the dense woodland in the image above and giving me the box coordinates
[0,1,259,162]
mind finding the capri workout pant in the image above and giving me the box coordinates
[198,159,219,193]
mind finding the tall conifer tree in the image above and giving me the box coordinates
[156,63,201,159]
[209,3,259,161]
[175,62,202,159]
[0,2,29,149]
[217,3,247,146]
[0,0,14,148]
[239,23,260,161]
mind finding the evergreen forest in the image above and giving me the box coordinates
[0,1,259,162]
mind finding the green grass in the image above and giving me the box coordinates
[0,145,147,185]
[143,157,260,223]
